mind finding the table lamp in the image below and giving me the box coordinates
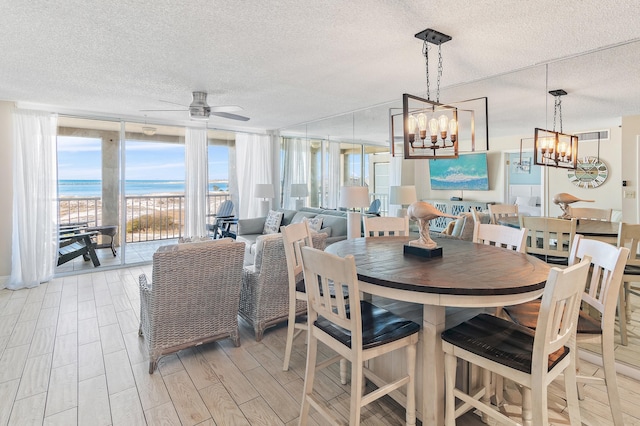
[339,186,370,239]
[290,183,309,210]
[255,184,275,217]
[390,185,418,218]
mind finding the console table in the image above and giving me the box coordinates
[424,199,490,232]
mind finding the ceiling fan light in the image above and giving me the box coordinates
[142,126,156,136]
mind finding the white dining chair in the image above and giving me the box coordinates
[488,203,518,224]
[473,223,527,252]
[504,235,629,426]
[363,216,410,237]
[298,246,420,426]
[443,257,591,426]
[567,206,612,221]
[617,222,640,346]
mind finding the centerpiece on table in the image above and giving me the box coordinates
[405,201,458,258]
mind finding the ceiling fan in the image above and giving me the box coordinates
[141,91,250,121]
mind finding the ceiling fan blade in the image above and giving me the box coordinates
[209,105,243,113]
[159,99,189,107]
[210,111,250,121]
[140,109,188,112]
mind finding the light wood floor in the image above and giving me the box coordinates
[1,266,640,425]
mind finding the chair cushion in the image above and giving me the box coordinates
[441,313,569,374]
[314,301,420,350]
[263,210,284,234]
[624,264,640,275]
[529,253,569,266]
[503,299,601,335]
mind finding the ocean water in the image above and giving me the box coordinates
[58,180,229,197]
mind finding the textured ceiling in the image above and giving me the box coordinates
[1,1,640,142]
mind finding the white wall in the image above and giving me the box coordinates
[0,102,14,277]
[622,115,640,223]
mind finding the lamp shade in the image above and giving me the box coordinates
[254,184,274,199]
[339,186,370,209]
[290,183,309,198]
[390,185,417,205]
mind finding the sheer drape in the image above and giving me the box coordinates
[8,109,58,290]
[388,154,403,217]
[184,127,208,238]
[325,141,341,209]
[281,138,310,210]
[236,133,274,218]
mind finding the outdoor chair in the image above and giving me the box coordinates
[138,238,245,373]
[58,227,100,267]
[365,198,381,216]
[207,200,236,239]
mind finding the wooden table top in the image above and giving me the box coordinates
[499,216,620,237]
[325,236,550,296]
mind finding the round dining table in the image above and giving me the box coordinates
[326,235,551,426]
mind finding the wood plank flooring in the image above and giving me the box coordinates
[1,265,640,425]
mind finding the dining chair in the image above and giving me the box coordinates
[363,216,410,237]
[617,222,640,344]
[281,223,348,383]
[281,221,315,373]
[504,235,629,426]
[567,206,612,221]
[488,203,518,224]
[442,257,591,426]
[298,246,420,426]
[519,216,577,265]
[472,223,527,252]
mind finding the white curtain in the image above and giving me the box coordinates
[8,109,58,290]
[388,154,403,217]
[236,133,274,218]
[184,127,208,238]
[325,141,341,209]
[281,138,310,210]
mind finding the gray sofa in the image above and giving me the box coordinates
[236,207,350,261]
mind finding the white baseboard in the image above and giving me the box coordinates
[0,275,9,289]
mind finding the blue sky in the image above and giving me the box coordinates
[57,136,229,180]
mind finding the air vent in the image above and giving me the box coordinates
[574,129,609,142]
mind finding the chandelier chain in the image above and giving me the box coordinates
[437,44,443,103]
[422,39,430,100]
[553,95,563,133]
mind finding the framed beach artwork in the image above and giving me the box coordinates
[428,152,490,191]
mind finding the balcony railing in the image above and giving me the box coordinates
[58,193,231,243]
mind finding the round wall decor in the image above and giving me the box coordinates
[567,156,609,188]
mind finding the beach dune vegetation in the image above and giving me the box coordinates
[126,213,177,233]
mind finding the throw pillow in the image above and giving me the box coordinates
[317,226,332,237]
[303,216,323,232]
[263,210,284,234]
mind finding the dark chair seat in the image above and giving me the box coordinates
[624,264,640,275]
[315,300,420,350]
[504,299,601,335]
[441,313,569,374]
[529,252,569,266]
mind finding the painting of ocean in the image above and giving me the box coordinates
[428,153,489,191]
[58,180,229,197]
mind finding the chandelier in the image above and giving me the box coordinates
[533,89,578,169]
[400,29,487,160]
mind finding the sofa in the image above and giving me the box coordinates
[236,207,350,261]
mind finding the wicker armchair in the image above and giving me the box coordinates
[239,232,327,341]
[139,238,245,373]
